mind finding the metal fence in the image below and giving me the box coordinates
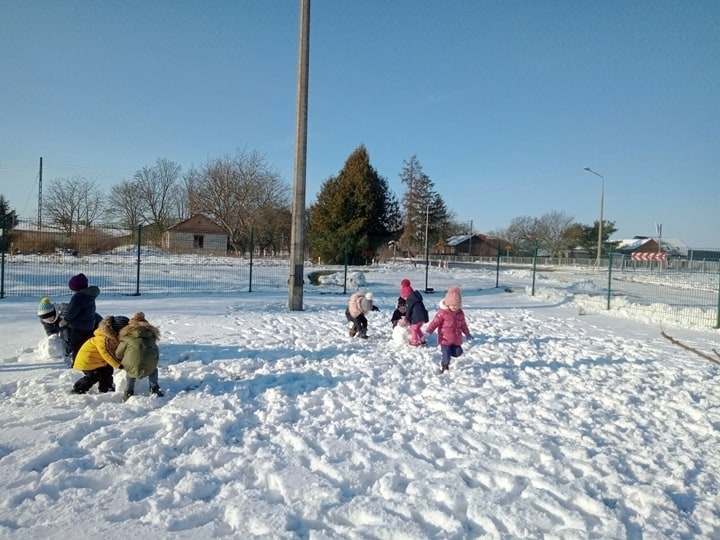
[0,220,291,298]
[512,251,720,329]
[2,220,719,328]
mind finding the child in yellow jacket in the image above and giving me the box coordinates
[71,315,129,394]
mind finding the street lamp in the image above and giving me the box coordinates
[584,167,605,266]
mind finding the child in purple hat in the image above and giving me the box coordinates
[65,273,101,363]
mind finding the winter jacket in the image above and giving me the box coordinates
[73,318,122,371]
[65,286,100,331]
[42,302,101,338]
[405,290,429,325]
[41,302,69,337]
[116,322,160,380]
[347,292,374,318]
[425,299,471,346]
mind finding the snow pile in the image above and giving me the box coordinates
[36,334,67,360]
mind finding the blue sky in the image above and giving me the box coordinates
[2,1,718,247]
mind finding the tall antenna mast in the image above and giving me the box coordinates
[38,156,42,231]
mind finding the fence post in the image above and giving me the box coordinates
[0,228,5,299]
[531,245,538,296]
[495,243,501,288]
[606,246,613,310]
[343,240,348,295]
[249,228,254,293]
[716,266,720,329]
[134,224,142,296]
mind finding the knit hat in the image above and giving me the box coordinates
[131,312,146,323]
[400,279,411,288]
[110,315,130,332]
[397,296,407,307]
[37,297,56,319]
[364,292,373,301]
[444,286,462,309]
[400,285,413,299]
[68,273,88,291]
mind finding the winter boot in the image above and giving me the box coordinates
[150,386,165,397]
[123,390,134,402]
[71,378,91,394]
[349,327,357,337]
[440,363,449,373]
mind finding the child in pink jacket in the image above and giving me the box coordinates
[424,286,472,373]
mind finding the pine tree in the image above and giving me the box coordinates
[308,146,400,264]
[398,155,451,256]
[0,195,17,230]
[0,195,18,252]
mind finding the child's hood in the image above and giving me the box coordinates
[76,285,100,298]
[93,319,119,340]
[120,322,160,341]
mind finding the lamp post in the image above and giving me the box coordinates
[584,167,605,266]
[424,204,430,291]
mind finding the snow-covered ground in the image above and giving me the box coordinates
[1,264,718,539]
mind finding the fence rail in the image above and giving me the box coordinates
[1,221,718,328]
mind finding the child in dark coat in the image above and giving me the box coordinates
[116,312,163,401]
[37,297,71,357]
[425,286,472,373]
[390,297,407,328]
[64,273,101,362]
[38,296,103,361]
[400,280,429,346]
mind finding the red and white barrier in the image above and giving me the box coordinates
[631,252,666,261]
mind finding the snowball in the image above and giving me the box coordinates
[38,335,67,360]
[392,324,409,345]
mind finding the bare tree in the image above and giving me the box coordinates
[179,166,202,218]
[505,215,542,254]
[107,180,144,231]
[134,158,183,239]
[501,211,577,256]
[537,210,575,257]
[45,177,104,234]
[192,150,290,253]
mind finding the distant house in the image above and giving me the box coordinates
[614,236,689,258]
[162,214,227,255]
[440,233,502,257]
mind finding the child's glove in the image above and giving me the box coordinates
[465,334,473,341]
[371,305,379,312]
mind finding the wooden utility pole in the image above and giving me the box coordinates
[289,0,310,311]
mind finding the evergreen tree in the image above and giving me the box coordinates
[308,145,400,264]
[398,155,451,256]
[0,195,17,230]
[0,195,18,252]
[583,220,618,256]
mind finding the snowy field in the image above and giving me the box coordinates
[1,264,719,539]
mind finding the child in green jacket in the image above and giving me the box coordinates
[116,312,163,401]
